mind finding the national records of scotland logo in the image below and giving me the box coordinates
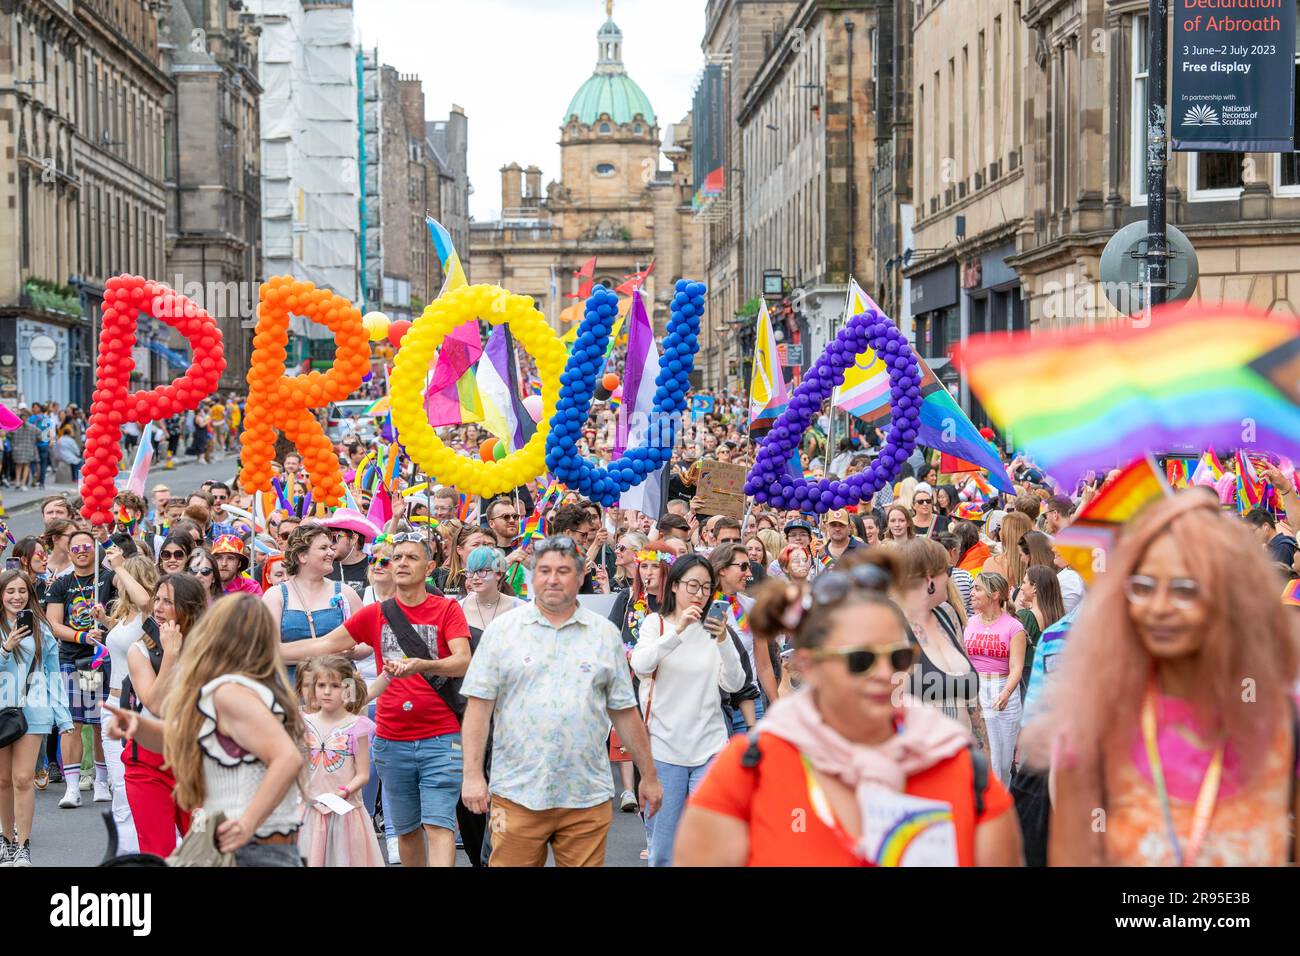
[1183,105,1220,126]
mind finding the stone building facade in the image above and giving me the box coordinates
[904,0,1300,423]
[738,0,882,369]
[470,8,703,331]
[160,0,262,394]
[698,0,800,389]
[0,0,170,409]
[1010,0,1300,329]
[905,0,1028,414]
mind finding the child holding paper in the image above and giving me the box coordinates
[297,655,385,867]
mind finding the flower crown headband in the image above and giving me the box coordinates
[636,549,676,565]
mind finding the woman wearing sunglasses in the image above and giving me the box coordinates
[185,547,224,602]
[674,563,1022,867]
[630,554,747,867]
[910,483,951,538]
[612,532,649,593]
[1025,493,1300,866]
[156,533,195,577]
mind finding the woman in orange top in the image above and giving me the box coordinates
[1025,492,1300,866]
[674,563,1023,867]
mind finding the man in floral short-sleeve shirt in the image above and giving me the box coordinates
[461,535,662,867]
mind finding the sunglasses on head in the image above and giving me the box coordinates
[534,536,578,556]
[811,642,916,675]
[805,562,892,611]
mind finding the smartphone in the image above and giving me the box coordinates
[15,609,33,633]
[706,599,730,622]
[4,557,18,571]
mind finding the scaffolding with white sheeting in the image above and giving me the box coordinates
[247,0,361,344]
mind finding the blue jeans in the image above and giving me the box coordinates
[644,756,714,867]
[371,734,462,835]
[361,704,395,846]
[728,694,765,736]
[36,445,49,485]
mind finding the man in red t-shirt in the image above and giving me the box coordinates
[281,533,471,867]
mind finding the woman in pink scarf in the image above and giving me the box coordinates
[674,557,1023,867]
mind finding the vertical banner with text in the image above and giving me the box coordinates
[1172,0,1296,151]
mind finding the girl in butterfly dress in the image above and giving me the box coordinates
[297,655,385,867]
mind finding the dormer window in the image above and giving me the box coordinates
[634,124,642,134]
[599,122,612,134]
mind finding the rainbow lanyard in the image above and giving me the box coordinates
[799,754,868,865]
[1140,680,1225,867]
[725,593,748,634]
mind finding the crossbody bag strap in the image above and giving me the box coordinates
[640,615,664,728]
[379,598,465,721]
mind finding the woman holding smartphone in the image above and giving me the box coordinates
[0,569,71,866]
[629,555,748,866]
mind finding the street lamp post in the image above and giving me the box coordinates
[1146,0,1169,309]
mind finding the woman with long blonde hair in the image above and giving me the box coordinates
[982,511,1032,587]
[1024,493,1300,866]
[106,594,305,866]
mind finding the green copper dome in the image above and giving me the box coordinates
[563,15,656,127]
[565,74,656,127]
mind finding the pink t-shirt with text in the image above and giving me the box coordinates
[962,612,1021,675]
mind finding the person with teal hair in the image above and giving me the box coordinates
[460,547,522,653]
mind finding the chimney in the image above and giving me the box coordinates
[500,162,523,214]
[524,165,542,201]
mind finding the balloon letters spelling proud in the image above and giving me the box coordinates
[239,276,369,508]
[390,284,566,498]
[545,281,704,507]
[80,275,227,523]
[746,307,920,514]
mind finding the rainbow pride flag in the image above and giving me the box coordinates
[1283,578,1300,607]
[956,306,1300,488]
[1053,454,1172,583]
[1073,454,1171,525]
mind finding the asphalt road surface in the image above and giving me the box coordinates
[31,779,650,867]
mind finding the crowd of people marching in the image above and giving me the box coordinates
[0,383,1296,869]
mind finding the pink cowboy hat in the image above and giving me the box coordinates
[323,508,382,541]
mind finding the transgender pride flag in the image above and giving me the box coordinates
[124,424,154,497]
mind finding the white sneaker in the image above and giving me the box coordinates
[619,790,638,812]
[79,776,93,792]
[386,837,400,865]
[10,842,30,867]
[93,781,112,803]
[58,790,81,809]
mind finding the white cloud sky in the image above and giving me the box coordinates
[354,0,706,222]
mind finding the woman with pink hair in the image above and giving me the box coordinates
[1025,492,1300,866]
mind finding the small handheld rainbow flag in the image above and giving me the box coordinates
[89,641,110,671]
[1283,578,1300,607]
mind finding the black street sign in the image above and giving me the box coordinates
[1171,0,1296,152]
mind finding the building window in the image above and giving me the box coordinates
[595,162,616,176]
[633,124,642,134]
[1188,152,1244,201]
[599,122,611,134]
[1130,14,1149,204]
